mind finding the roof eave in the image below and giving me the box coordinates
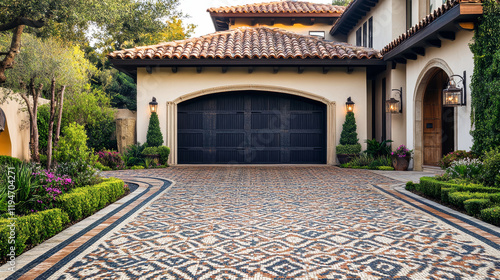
[330,0,379,36]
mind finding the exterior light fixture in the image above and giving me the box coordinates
[149,97,158,113]
[346,97,354,113]
[386,87,403,114]
[443,71,466,107]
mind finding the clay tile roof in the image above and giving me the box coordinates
[108,27,382,61]
[207,1,346,15]
[382,0,468,54]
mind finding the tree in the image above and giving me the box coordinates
[469,0,500,154]
[332,0,351,6]
[0,34,96,163]
[340,112,359,145]
[146,112,163,147]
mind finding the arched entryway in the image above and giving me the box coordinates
[0,120,12,156]
[414,59,456,169]
[176,90,327,164]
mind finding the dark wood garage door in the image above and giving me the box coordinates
[177,91,326,164]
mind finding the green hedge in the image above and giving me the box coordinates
[448,192,494,210]
[480,206,500,226]
[0,209,69,258]
[0,156,22,167]
[57,178,125,221]
[417,177,500,200]
[464,199,492,217]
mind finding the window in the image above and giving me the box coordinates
[362,22,367,47]
[368,17,373,48]
[356,28,362,46]
[406,0,412,29]
[309,31,325,39]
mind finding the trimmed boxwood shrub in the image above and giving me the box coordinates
[57,178,125,221]
[464,199,492,217]
[440,187,456,204]
[417,177,500,200]
[480,206,500,226]
[0,209,69,258]
[146,112,163,147]
[405,181,416,191]
[0,155,22,167]
[448,192,494,210]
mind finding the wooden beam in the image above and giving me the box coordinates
[438,31,455,41]
[346,67,354,74]
[273,66,279,74]
[270,18,275,26]
[196,66,202,73]
[411,47,425,57]
[425,39,441,48]
[222,66,228,73]
[395,58,407,64]
[322,67,330,74]
[391,61,397,69]
[402,52,417,60]
[171,66,178,73]
[248,66,254,74]
[250,18,256,26]
[460,3,483,15]
[298,66,304,74]
[146,66,152,74]
[310,18,315,25]
[290,18,296,25]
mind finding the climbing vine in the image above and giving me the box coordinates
[470,0,500,154]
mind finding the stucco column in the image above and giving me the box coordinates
[166,101,177,166]
[327,101,336,165]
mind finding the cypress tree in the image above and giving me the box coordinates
[339,112,359,145]
[146,112,163,147]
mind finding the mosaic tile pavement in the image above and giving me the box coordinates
[17,167,500,279]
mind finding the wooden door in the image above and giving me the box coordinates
[423,71,447,165]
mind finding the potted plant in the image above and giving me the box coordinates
[336,111,361,164]
[391,144,413,171]
[142,146,160,165]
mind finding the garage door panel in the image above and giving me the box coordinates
[216,133,245,148]
[178,91,326,164]
[251,114,281,129]
[251,133,280,147]
[216,113,244,129]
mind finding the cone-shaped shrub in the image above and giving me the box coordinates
[339,112,359,145]
[146,112,163,147]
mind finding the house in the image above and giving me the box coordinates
[108,0,482,169]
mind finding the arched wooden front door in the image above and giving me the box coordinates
[423,69,454,165]
[177,91,326,164]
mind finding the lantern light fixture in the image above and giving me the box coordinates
[149,97,158,113]
[346,97,354,113]
[386,87,403,114]
[443,71,466,107]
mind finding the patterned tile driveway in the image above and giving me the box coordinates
[15,167,500,279]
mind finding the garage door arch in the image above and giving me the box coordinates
[166,85,336,165]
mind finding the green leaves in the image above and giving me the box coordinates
[146,112,163,147]
[470,0,500,154]
[339,112,359,145]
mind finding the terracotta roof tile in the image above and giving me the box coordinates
[208,1,346,14]
[381,0,476,54]
[108,27,382,60]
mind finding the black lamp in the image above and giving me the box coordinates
[443,71,466,107]
[346,97,354,113]
[387,87,403,114]
[149,97,158,113]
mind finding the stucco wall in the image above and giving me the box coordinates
[0,93,31,160]
[232,19,337,41]
[405,30,475,167]
[136,67,369,164]
[346,0,406,51]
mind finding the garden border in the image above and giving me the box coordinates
[4,177,172,279]
[373,184,500,250]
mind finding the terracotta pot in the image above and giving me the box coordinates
[392,155,410,171]
[337,154,356,164]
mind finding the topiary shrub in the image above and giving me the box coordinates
[464,199,492,217]
[336,112,360,161]
[405,181,415,191]
[146,112,163,147]
[448,192,493,210]
[481,147,500,187]
[0,155,22,167]
[158,146,170,165]
[480,206,500,226]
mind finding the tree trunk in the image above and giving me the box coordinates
[47,78,56,168]
[32,82,42,163]
[19,81,34,160]
[0,25,24,84]
[54,85,66,146]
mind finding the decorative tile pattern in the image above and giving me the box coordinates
[33,167,500,279]
[107,27,382,60]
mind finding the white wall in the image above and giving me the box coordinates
[346,0,406,50]
[136,66,369,151]
[405,30,475,152]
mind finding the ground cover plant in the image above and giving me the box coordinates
[407,148,500,226]
[340,139,393,170]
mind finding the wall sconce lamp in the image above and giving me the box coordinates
[149,97,158,113]
[346,97,354,113]
[387,87,403,114]
[443,71,466,107]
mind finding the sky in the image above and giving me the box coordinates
[178,0,335,38]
